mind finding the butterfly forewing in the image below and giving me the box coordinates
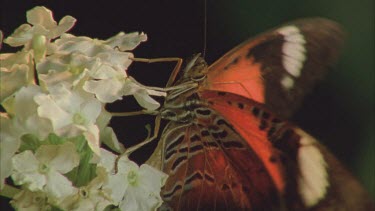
[202,18,344,118]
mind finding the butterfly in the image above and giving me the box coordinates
[146,18,374,211]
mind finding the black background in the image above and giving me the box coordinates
[1,0,374,209]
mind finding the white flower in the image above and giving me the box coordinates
[104,31,147,51]
[0,51,34,102]
[119,164,168,211]
[10,190,51,211]
[53,32,137,103]
[55,33,135,71]
[34,84,102,155]
[4,6,76,51]
[96,110,124,153]
[0,114,21,190]
[99,149,168,211]
[0,86,53,188]
[59,167,113,211]
[11,142,79,199]
[37,52,97,88]
[82,67,127,103]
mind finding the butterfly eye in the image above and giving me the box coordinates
[191,73,206,82]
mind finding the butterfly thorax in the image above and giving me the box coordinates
[160,55,209,123]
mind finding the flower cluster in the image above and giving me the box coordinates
[0,6,168,211]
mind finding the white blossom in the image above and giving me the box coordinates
[54,33,135,71]
[99,149,168,211]
[0,51,34,102]
[37,52,97,88]
[2,6,171,211]
[0,86,53,188]
[11,142,80,199]
[10,190,51,211]
[59,167,112,211]
[4,6,76,53]
[34,83,102,155]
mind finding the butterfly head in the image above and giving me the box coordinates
[180,53,208,84]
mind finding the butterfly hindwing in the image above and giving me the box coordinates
[199,90,374,210]
[159,105,281,210]
[203,18,344,118]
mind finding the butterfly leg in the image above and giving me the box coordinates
[123,115,162,155]
[111,57,183,117]
[114,115,162,172]
[113,57,183,170]
[132,57,183,87]
[111,110,158,117]
[110,57,183,118]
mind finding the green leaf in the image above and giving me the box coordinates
[19,134,41,152]
[69,135,87,152]
[45,133,66,145]
[65,136,97,187]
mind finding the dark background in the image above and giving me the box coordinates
[1,0,374,209]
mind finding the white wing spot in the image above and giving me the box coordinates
[281,75,295,89]
[296,130,329,207]
[283,56,303,77]
[278,25,299,36]
[278,25,306,81]
[285,33,306,44]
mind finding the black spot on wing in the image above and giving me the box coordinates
[219,140,245,149]
[163,184,182,199]
[201,130,210,137]
[211,130,228,139]
[165,149,177,160]
[237,102,245,109]
[185,171,204,185]
[195,108,212,116]
[166,135,185,152]
[189,144,204,154]
[171,155,188,171]
[190,134,201,142]
[223,56,240,70]
[259,119,268,130]
[246,34,284,65]
[252,106,260,117]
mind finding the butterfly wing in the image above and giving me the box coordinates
[199,90,374,210]
[158,108,282,210]
[202,18,344,118]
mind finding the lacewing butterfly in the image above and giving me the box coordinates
[146,18,374,211]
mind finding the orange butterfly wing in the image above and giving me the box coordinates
[199,90,375,210]
[201,18,344,118]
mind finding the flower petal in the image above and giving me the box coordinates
[26,6,56,28]
[45,170,77,198]
[36,142,80,173]
[105,32,147,51]
[133,90,161,111]
[84,125,100,155]
[139,164,168,193]
[11,151,46,191]
[48,15,76,39]
[83,79,124,103]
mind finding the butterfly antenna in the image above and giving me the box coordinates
[202,0,207,58]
